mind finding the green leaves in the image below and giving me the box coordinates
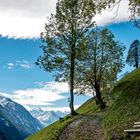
[75,28,125,94]
[126,39,140,68]
[37,0,96,82]
[36,0,96,114]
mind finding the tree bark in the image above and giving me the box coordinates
[94,82,106,110]
[69,49,78,116]
[69,55,75,115]
[69,5,79,116]
[94,94,99,105]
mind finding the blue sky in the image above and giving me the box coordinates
[0,21,140,112]
[0,22,139,91]
[0,37,91,111]
[0,0,139,112]
[0,38,49,92]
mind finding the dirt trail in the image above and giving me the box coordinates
[58,112,104,140]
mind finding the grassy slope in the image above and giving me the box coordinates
[27,98,98,140]
[27,68,140,140]
[103,68,140,139]
[26,115,76,140]
[76,98,99,114]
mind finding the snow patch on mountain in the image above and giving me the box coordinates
[30,108,69,127]
[0,94,43,139]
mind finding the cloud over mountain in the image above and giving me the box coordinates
[0,82,68,108]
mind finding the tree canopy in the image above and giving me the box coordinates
[36,0,96,115]
[75,28,125,109]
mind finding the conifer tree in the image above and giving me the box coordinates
[126,40,140,68]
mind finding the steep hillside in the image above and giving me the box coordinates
[0,112,23,140]
[27,98,106,140]
[26,114,77,140]
[103,68,140,139]
[27,68,140,140]
[26,98,99,140]
[30,108,68,127]
[0,94,43,140]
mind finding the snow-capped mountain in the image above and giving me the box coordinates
[30,108,69,127]
[0,94,43,140]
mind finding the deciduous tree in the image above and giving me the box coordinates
[75,28,125,109]
[36,0,96,115]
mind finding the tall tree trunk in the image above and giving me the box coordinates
[93,93,99,105]
[69,6,78,116]
[69,50,77,116]
[94,82,106,110]
[69,57,75,115]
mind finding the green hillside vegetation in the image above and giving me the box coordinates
[26,98,98,140]
[26,115,76,140]
[27,96,111,140]
[27,68,140,140]
[27,94,112,140]
[103,68,140,139]
[76,98,99,114]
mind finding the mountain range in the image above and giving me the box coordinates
[0,94,43,140]
[30,108,68,127]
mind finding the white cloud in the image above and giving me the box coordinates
[0,0,57,18]
[0,82,91,112]
[16,60,33,69]
[94,0,131,26]
[36,81,69,93]
[0,81,68,107]
[7,63,14,69]
[6,60,33,69]
[0,0,57,39]
[39,105,80,112]
[0,0,133,39]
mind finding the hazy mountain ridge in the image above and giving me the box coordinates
[0,94,43,140]
[30,108,69,127]
[0,112,23,140]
